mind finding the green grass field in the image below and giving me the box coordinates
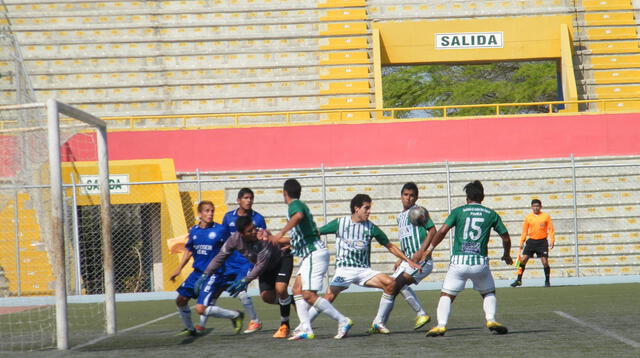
[9,283,640,358]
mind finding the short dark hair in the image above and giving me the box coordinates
[197,200,214,213]
[401,182,419,196]
[350,194,372,214]
[531,199,542,206]
[237,188,254,199]
[464,180,484,202]
[236,215,253,233]
[283,179,301,199]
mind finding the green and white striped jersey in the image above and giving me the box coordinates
[287,199,324,258]
[445,203,509,265]
[397,206,435,257]
[320,216,389,268]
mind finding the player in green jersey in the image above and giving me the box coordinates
[370,182,437,334]
[424,180,513,337]
[303,194,420,330]
[264,179,353,340]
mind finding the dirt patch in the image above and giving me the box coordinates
[0,305,44,315]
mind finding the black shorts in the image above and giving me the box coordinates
[523,239,549,258]
[258,250,293,292]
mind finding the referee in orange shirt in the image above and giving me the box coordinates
[510,199,555,287]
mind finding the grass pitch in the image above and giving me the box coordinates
[11,283,640,358]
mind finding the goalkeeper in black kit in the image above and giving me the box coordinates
[198,215,294,338]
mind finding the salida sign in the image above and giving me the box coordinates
[79,174,130,195]
[435,32,504,49]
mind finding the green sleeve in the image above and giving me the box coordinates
[493,214,509,235]
[444,208,458,227]
[288,200,304,217]
[371,224,390,246]
[319,219,339,235]
[425,217,435,230]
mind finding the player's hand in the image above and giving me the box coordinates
[393,259,402,271]
[407,259,422,272]
[169,269,181,282]
[227,278,249,297]
[194,273,208,296]
[549,242,554,250]
[411,251,422,264]
[502,255,513,265]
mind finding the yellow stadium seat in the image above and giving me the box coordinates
[318,0,366,8]
[320,66,369,79]
[586,27,637,40]
[601,100,640,111]
[320,81,370,94]
[588,41,640,54]
[582,0,633,10]
[320,9,367,21]
[594,85,640,98]
[584,12,636,25]
[320,51,369,65]
[320,37,368,50]
[593,69,640,84]
[321,96,371,109]
[320,23,368,36]
[590,54,640,69]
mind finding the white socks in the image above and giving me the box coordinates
[237,290,259,322]
[178,305,194,330]
[307,306,320,322]
[204,305,239,319]
[313,297,346,323]
[483,293,497,322]
[374,293,395,324]
[436,296,452,327]
[199,314,208,327]
[294,295,312,332]
[401,286,426,316]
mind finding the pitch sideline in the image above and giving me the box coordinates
[553,311,640,348]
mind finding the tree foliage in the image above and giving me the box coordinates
[382,61,559,117]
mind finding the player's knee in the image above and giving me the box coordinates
[301,290,316,302]
[261,291,275,304]
[194,304,206,315]
[176,295,188,306]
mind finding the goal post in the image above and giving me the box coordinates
[46,99,115,349]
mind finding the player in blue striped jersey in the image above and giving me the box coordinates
[170,201,243,336]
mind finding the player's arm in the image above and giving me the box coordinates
[519,217,529,250]
[203,238,236,276]
[170,249,193,282]
[423,224,451,257]
[318,218,339,236]
[244,245,274,282]
[547,216,555,250]
[373,225,421,271]
[266,211,304,245]
[417,225,437,262]
[495,216,513,265]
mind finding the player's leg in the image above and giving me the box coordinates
[426,264,465,337]
[195,275,244,334]
[540,240,551,286]
[471,264,508,334]
[228,268,261,333]
[301,249,352,340]
[401,258,433,329]
[272,253,294,338]
[175,271,199,335]
[290,274,314,340]
[512,240,533,287]
[308,285,347,323]
[363,272,395,334]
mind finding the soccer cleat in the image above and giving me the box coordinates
[425,326,447,337]
[194,325,206,333]
[244,320,262,334]
[510,280,522,287]
[414,315,431,330]
[544,280,551,287]
[272,323,290,338]
[368,322,390,334]
[486,321,508,335]
[334,318,354,339]
[176,328,197,337]
[288,331,315,340]
[231,311,244,335]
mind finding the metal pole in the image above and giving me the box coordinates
[321,163,327,227]
[14,191,21,296]
[97,125,116,335]
[47,98,68,350]
[196,168,202,203]
[445,160,453,253]
[70,174,82,295]
[570,154,579,277]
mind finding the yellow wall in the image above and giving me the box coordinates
[374,16,574,64]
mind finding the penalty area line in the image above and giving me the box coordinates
[553,311,640,348]
[70,309,184,351]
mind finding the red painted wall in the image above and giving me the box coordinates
[15,112,640,175]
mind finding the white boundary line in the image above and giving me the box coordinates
[70,309,184,351]
[553,311,640,348]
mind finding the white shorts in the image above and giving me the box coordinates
[296,248,329,291]
[330,266,381,288]
[393,259,433,284]
[441,263,495,296]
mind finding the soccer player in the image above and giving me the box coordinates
[200,215,294,338]
[305,194,421,329]
[510,199,555,287]
[424,180,513,337]
[170,201,243,336]
[212,188,267,335]
[370,182,437,334]
[265,179,353,340]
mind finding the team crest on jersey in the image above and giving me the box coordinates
[192,235,197,240]
[208,232,217,240]
[230,222,236,227]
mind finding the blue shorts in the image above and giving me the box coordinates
[197,273,231,306]
[176,270,202,299]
